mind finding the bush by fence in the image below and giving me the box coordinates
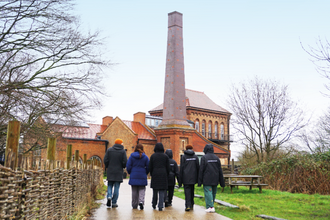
[242,151,330,195]
[0,157,102,219]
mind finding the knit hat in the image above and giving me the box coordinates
[186,144,193,150]
[115,138,123,145]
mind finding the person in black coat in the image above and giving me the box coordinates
[103,138,128,208]
[149,143,170,211]
[165,149,179,207]
[179,144,199,211]
[198,144,225,213]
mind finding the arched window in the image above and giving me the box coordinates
[202,120,206,136]
[195,119,200,132]
[214,122,218,139]
[220,124,225,140]
[90,155,102,164]
[208,121,212,138]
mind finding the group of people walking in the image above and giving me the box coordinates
[103,138,225,213]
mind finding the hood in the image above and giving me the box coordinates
[184,149,195,156]
[112,144,124,150]
[154,143,164,153]
[131,151,145,159]
[165,149,173,159]
[203,144,214,154]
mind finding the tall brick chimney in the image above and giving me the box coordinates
[102,116,113,126]
[154,11,194,165]
[133,112,146,125]
[158,11,191,128]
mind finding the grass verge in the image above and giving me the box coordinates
[174,185,330,220]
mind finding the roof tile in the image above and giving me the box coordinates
[123,120,156,140]
[150,89,230,113]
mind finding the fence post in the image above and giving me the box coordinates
[87,159,91,169]
[66,144,72,169]
[83,154,87,169]
[74,150,79,168]
[5,120,21,169]
[47,137,56,169]
[231,159,234,174]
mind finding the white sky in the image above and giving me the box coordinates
[75,0,330,159]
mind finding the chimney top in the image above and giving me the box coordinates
[168,11,182,28]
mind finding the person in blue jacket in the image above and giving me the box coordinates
[126,144,150,210]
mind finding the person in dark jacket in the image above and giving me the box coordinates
[126,144,149,210]
[179,144,199,211]
[103,138,128,208]
[149,143,170,211]
[165,149,179,207]
[198,144,225,213]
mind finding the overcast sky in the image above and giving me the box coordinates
[75,1,330,159]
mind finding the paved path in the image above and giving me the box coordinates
[88,179,232,220]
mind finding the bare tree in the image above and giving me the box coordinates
[0,0,110,153]
[300,107,330,153]
[227,77,306,163]
[301,37,330,152]
[302,37,330,96]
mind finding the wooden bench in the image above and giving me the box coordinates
[223,175,268,193]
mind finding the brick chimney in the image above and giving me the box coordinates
[158,11,190,128]
[133,112,146,125]
[102,116,113,126]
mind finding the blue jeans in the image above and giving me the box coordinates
[107,181,121,204]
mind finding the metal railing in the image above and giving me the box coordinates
[205,133,233,142]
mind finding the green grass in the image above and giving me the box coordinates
[174,185,330,220]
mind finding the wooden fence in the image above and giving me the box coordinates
[0,121,103,219]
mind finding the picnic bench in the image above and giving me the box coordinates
[222,174,268,193]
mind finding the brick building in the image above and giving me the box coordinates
[27,11,232,166]
[149,88,232,151]
[30,114,157,168]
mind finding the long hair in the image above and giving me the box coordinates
[134,144,144,158]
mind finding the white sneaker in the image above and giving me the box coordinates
[205,207,213,213]
[211,207,215,212]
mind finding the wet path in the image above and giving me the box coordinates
[88,179,232,220]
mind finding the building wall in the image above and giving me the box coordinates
[155,128,195,164]
[150,108,231,151]
[101,118,138,159]
[59,138,106,167]
[37,136,107,168]
[187,110,230,151]
[136,139,157,161]
[187,110,229,137]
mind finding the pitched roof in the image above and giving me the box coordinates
[123,120,156,140]
[53,123,103,139]
[150,89,230,113]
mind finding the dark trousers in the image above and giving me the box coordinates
[184,184,195,209]
[152,189,166,209]
[166,186,175,204]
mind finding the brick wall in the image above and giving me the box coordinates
[101,117,138,160]
[187,110,230,140]
[38,136,107,168]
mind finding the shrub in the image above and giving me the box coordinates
[240,151,330,195]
